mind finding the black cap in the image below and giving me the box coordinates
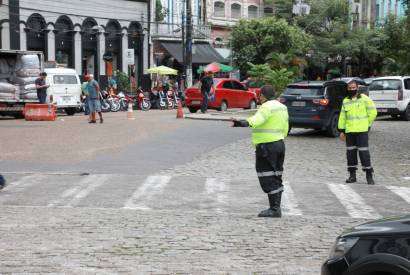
[261,85,276,100]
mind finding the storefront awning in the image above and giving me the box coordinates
[160,42,225,64]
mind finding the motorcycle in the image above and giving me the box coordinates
[166,90,175,109]
[117,92,133,111]
[99,91,111,112]
[136,88,152,111]
[150,89,168,110]
[171,89,180,109]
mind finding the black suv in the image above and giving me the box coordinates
[322,215,410,275]
[279,80,347,137]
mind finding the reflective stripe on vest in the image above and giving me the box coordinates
[252,129,284,134]
[347,116,368,120]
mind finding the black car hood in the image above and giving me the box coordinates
[341,215,410,238]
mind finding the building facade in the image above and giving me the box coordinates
[375,0,406,25]
[0,0,150,87]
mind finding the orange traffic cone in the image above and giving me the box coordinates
[127,102,135,120]
[176,101,184,119]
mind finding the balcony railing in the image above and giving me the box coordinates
[151,23,211,40]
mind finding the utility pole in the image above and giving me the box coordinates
[186,0,193,87]
[181,0,186,90]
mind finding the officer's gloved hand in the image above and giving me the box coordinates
[232,119,249,127]
[0,175,6,190]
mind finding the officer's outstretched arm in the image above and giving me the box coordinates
[246,105,269,128]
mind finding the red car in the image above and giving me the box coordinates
[241,80,262,104]
[185,78,258,113]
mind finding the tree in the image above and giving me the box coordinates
[155,0,167,22]
[247,63,294,94]
[231,17,311,72]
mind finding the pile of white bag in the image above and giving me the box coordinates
[0,54,41,101]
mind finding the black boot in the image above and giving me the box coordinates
[0,175,6,190]
[258,192,282,218]
[345,170,357,183]
[366,171,375,185]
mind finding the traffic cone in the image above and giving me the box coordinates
[127,101,135,120]
[176,101,184,119]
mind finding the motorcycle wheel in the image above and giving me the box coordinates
[101,100,111,112]
[140,99,152,111]
[167,99,175,110]
[119,99,128,111]
[110,99,121,112]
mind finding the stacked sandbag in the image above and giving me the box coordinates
[13,77,38,100]
[15,55,40,77]
[0,82,17,100]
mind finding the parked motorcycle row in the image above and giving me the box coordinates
[79,88,181,113]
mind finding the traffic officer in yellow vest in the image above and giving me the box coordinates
[338,80,377,185]
[232,85,289,218]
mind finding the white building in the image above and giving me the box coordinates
[0,0,150,87]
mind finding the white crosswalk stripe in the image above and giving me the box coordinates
[203,178,230,212]
[1,173,409,218]
[282,183,302,216]
[123,175,172,210]
[327,183,381,219]
[386,186,410,204]
[48,175,109,207]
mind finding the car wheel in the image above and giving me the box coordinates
[401,105,410,121]
[219,101,228,112]
[65,108,76,116]
[188,107,198,113]
[326,113,340,137]
[248,100,257,110]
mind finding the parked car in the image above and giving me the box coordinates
[241,79,262,104]
[184,78,258,113]
[322,214,410,275]
[368,76,410,121]
[278,80,347,137]
[44,68,82,116]
[333,77,369,95]
[364,77,375,86]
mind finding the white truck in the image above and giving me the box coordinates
[0,50,82,117]
[0,49,44,118]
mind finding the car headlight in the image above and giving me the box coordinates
[328,237,359,261]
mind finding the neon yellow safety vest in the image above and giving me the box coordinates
[338,94,377,133]
[247,100,289,145]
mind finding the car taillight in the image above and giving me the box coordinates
[398,89,403,100]
[313,99,330,106]
[279,97,286,103]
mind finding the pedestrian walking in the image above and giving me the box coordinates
[338,80,377,184]
[81,75,90,120]
[87,74,103,124]
[199,72,214,113]
[0,174,5,190]
[232,85,289,218]
[35,72,50,104]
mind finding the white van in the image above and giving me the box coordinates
[368,76,410,121]
[44,68,81,115]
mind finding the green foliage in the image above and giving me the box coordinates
[247,63,294,94]
[231,17,311,72]
[116,70,130,92]
[155,0,167,22]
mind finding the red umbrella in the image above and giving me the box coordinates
[203,62,221,73]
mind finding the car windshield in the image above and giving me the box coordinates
[369,79,402,90]
[283,86,324,96]
[53,75,78,85]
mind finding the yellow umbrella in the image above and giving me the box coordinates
[146,65,178,75]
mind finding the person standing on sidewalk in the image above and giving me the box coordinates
[199,72,214,113]
[232,85,289,218]
[338,80,377,184]
[35,72,50,104]
[87,74,103,124]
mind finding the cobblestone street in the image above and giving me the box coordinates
[0,112,409,274]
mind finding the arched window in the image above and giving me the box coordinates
[214,1,225,17]
[264,6,273,16]
[231,3,241,19]
[26,14,47,54]
[248,5,258,18]
[55,15,74,67]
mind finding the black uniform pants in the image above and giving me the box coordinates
[346,132,373,173]
[255,140,285,194]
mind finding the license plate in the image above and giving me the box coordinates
[292,101,306,107]
[192,100,201,105]
[62,96,72,102]
[377,108,388,113]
